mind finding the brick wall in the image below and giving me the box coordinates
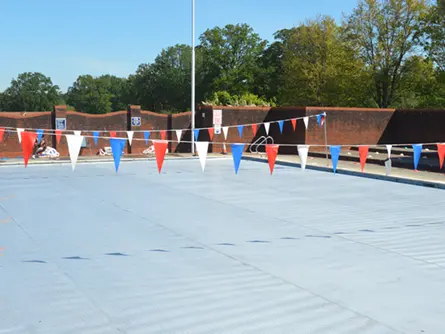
[0,105,444,158]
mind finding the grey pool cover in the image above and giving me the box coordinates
[0,158,444,333]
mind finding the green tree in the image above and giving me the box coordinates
[66,75,113,114]
[344,0,427,108]
[1,72,61,111]
[421,1,445,71]
[280,16,372,107]
[97,75,130,111]
[129,44,199,112]
[199,24,267,96]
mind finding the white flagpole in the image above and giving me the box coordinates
[191,0,196,155]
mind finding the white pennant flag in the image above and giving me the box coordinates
[303,117,309,129]
[74,130,81,136]
[16,128,24,143]
[195,141,209,171]
[222,127,229,140]
[297,145,310,171]
[264,123,270,135]
[127,131,134,145]
[386,145,392,159]
[175,130,182,143]
[385,159,392,176]
[66,135,84,171]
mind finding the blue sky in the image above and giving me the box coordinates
[0,0,357,92]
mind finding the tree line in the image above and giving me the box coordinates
[1,0,444,114]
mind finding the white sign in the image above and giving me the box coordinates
[131,117,141,126]
[56,118,66,130]
[213,109,222,126]
[214,124,221,135]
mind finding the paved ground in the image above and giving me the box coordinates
[0,158,445,333]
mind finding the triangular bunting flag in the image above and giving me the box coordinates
[330,145,341,173]
[144,131,150,144]
[21,131,37,167]
[386,145,392,159]
[110,138,126,172]
[160,130,166,140]
[251,124,258,136]
[208,128,214,141]
[278,121,284,134]
[55,130,62,144]
[412,144,422,170]
[175,130,182,143]
[17,128,24,143]
[297,145,309,171]
[358,146,369,172]
[237,125,244,138]
[194,129,200,141]
[385,159,392,176]
[153,140,168,173]
[264,123,270,135]
[303,117,309,129]
[127,131,134,146]
[222,127,229,140]
[195,141,209,171]
[66,134,84,171]
[109,131,116,138]
[36,129,44,142]
[0,128,5,142]
[266,144,279,175]
[74,130,81,136]
[92,131,99,145]
[231,143,245,174]
[437,143,445,169]
[291,119,297,131]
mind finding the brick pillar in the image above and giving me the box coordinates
[127,105,141,155]
[52,105,67,151]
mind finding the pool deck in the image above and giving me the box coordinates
[0,158,445,333]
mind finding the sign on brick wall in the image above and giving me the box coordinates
[213,109,222,135]
[56,118,66,130]
[131,117,141,127]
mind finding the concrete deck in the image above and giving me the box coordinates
[0,158,445,333]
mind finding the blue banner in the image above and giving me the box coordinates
[237,125,244,138]
[330,145,341,173]
[110,138,126,172]
[144,131,150,145]
[278,120,284,134]
[412,144,422,170]
[194,129,200,141]
[93,131,99,145]
[231,144,245,174]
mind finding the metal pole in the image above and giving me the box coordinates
[323,112,329,167]
[191,0,196,155]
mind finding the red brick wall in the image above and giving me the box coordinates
[0,105,444,158]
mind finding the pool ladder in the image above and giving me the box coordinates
[249,136,274,157]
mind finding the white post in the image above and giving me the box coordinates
[191,0,196,155]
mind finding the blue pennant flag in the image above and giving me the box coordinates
[36,129,44,142]
[194,129,200,141]
[231,143,245,174]
[143,131,150,144]
[238,125,244,138]
[278,120,284,134]
[412,144,422,170]
[110,138,126,172]
[93,131,99,145]
[330,145,341,173]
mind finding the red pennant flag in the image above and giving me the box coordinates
[154,140,168,173]
[55,130,62,144]
[266,144,279,175]
[359,146,369,172]
[109,131,116,138]
[437,144,445,169]
[160,130,166,140]
[0,128,4,142]
[208,128,214,141]
[21,131,37,167]
[251,124,258,136]
[291,119,297,131]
